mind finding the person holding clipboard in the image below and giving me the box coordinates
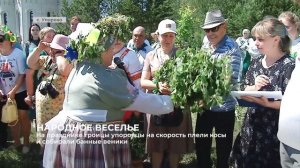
[229,18,295,167]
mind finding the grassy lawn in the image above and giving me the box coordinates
[0,107,246,168]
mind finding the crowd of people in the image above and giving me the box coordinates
[0,8,299,168]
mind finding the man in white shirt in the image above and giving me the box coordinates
[112,39,142,88]
[127,26,152,67]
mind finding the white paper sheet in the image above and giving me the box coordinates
[231,91,282,99]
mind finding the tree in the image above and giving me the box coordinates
[115,0,176,35]
[56,0,103,35]
[99,0,122,16]
[178,0,300,38]
[227,0,300,38]
[176,5,201,48]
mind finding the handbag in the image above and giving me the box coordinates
[1,98,18,125]
[152,106,183,127]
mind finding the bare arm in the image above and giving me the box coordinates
[140,70,156,91]
[24,69,35,106]
[140,52,157,91]
[25,69,35,96]
[244,74,270,91]
[27,41,49,70]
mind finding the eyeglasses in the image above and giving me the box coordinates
[204,24,223,33]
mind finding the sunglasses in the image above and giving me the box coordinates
[204,24,223,33]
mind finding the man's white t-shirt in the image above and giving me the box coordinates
[113,47,142,88]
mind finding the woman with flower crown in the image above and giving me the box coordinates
[42,14,174,168]
[0,26,31,153]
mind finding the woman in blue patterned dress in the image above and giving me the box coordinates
[229,18,295,168]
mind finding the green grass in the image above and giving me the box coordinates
[0,107,246,168]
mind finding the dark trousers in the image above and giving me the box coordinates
[0,102,8,149]
[195,110,235,168]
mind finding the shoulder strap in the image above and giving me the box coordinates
[170,47,177,59]
[37,58,53,84]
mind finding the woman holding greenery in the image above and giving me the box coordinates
[141,19,194,168]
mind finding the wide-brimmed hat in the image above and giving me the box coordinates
[202,10,227,29]
[158,19,177,35]
[50,34,69,51]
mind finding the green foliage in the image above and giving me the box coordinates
[124,115,146,160]
[0,150,22,167]
[56,0,103,34]
[94,14,133,42]
[155,48,232,113]
[61,0,102,22]
[179,0,300,38]
[0,144,41,168]
[226,0,300,38]
[70,36,104,64]
[0,25,17,43]
[71,14,132,63]
[176,6,201,48]
[128,130,146,160]
[115,0,175,33]
[56,0,300,40]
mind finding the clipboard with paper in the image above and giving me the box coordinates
[230,91,283,107]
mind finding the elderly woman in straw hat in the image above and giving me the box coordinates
[27,33,70,153]
[42,14,174,168]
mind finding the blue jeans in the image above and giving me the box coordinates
[280,142,300,168]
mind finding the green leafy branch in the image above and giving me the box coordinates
[70,14,133,63]
[155,48,232,113]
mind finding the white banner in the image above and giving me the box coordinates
[33,17,66,23]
